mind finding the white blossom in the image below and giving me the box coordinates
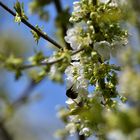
[99,0,118,7]
[107,130,128,140]
[69,1,83,22]
[111,38,128,57]
[69,115,81,123]
[94,41,111,60]
[94,39,128,60]
[65,123,77,135]
[73,1,81,15]
[47,52,60,79]
[65,62,88,92]
[79,127,91,136]
[65,25,92,50]
[65,98,74,105]
[49,65,57,78]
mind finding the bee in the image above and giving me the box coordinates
[66,85,78,99]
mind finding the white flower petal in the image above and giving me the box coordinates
[94,41,111,60]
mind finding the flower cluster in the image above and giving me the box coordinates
[59,0,129,138]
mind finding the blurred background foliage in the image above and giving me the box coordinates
[0,0,140,140]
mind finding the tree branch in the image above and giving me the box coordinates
[20,47,84,70]
[20,56,63,70]
[53,0,73,50]
[0,1,63,49]
[54,0,62,14]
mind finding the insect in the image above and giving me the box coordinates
[66,85,78,99]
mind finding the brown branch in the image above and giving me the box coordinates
[72,48,84,55]
[54,0,62,14]
[53,0,73,50]
[0,1,63,49]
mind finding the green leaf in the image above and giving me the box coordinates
[14,1,28,24]
[30,25,43,44]
[29,52,45,64]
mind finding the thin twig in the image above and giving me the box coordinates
[0,1,63,49]
[72,48,84,55]
[20,48,85,70]
[20,57,64,70]
[110,64,121,71]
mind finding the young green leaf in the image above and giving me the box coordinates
[14,1,28,24]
